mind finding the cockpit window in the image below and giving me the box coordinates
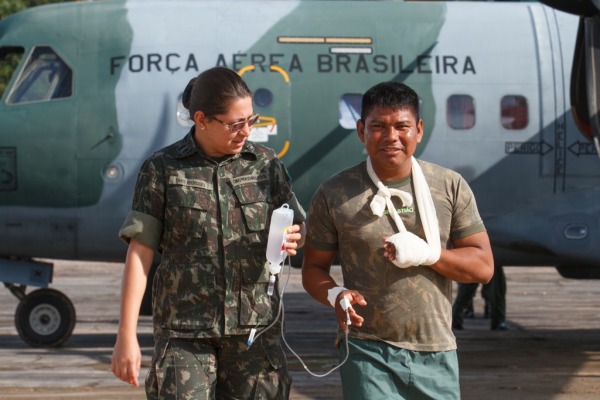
[0,46,25,101]
[7,46,72,104]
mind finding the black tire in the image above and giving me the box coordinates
[15,288,76,347]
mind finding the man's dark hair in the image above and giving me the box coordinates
[360,81,420,121]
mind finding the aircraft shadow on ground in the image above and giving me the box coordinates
[456,326,600,399]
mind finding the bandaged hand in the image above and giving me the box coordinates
[384,231,440,268]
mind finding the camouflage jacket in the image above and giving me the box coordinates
[120,129,306,338]
[306,159,484,352]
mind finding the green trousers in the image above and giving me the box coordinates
[339,338,460,400]
[145,332,291,400]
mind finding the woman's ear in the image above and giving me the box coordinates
[193,111,206,130]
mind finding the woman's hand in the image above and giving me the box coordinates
[283,223,305,256]
[111,333,141,387]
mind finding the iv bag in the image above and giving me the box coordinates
[266,204,294,269]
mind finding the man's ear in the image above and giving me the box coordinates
[416,118,424,143]
[357,119,365,144]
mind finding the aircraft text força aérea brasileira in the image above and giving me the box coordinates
[109,52,476,76]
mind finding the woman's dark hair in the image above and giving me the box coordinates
[360,81,420,122]
[182,67,252,118]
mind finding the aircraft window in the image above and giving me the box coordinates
[7,46,72,104]
[447,94,475,130]
[254,88,273,107]
[0,46,25,101]
[501,95,528,130]
[339,93,362,129]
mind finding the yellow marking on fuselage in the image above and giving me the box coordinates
[237,65,291,158]
[237,65,256,75]
[255,115,276,128]
[325,37,372,44]
[278,37,325,43]
[269,65,290,83]
[238,64,289,83]
[278,140,290,158]
[278,36,372,45]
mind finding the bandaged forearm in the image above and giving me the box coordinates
[386,231,441,268]
[327,286,348,308]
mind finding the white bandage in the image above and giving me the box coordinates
[340,297,352,327]
[340,297,351,311]
[386,231,441,268]
[327,286,347,308]
[366,156,442,268]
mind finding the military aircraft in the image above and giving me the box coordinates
[0,0,599,347]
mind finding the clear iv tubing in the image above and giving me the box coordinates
[248,255,350,378]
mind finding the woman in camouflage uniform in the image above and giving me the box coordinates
[111,67,306,399]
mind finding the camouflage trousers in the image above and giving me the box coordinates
[145,331,291,400]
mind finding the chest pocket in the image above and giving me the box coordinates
[164,180,212,245]
[232,181,271,232]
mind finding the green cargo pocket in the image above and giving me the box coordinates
[164,184,211,245]
[154,262,217,330]
[232,183,270,232]
[239,256,273,327]
[260,333,287,370]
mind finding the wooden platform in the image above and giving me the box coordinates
[0,262,599,399]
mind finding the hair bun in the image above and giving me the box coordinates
[182,77,196,110]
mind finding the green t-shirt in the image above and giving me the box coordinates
[306,159,484,352]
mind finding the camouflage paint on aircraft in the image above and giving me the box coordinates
[220,1,448,207]
[0,0,129,208]
[0,0,598,275]
[108,1,451,208]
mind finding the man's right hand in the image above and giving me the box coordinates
[336,290,367,332]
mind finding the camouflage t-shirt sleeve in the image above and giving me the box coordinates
[450,176,485,241]
[305,184,338,252]
[118,157,165,250]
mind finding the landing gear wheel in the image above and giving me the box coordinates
[15,288,76,347]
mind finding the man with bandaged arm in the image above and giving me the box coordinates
[302,81,494,400]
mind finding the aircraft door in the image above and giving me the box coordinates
[532,8,570,189]
[541,0,600,157]
[237,65,292,160]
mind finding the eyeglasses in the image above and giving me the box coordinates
[211,113,260,133]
